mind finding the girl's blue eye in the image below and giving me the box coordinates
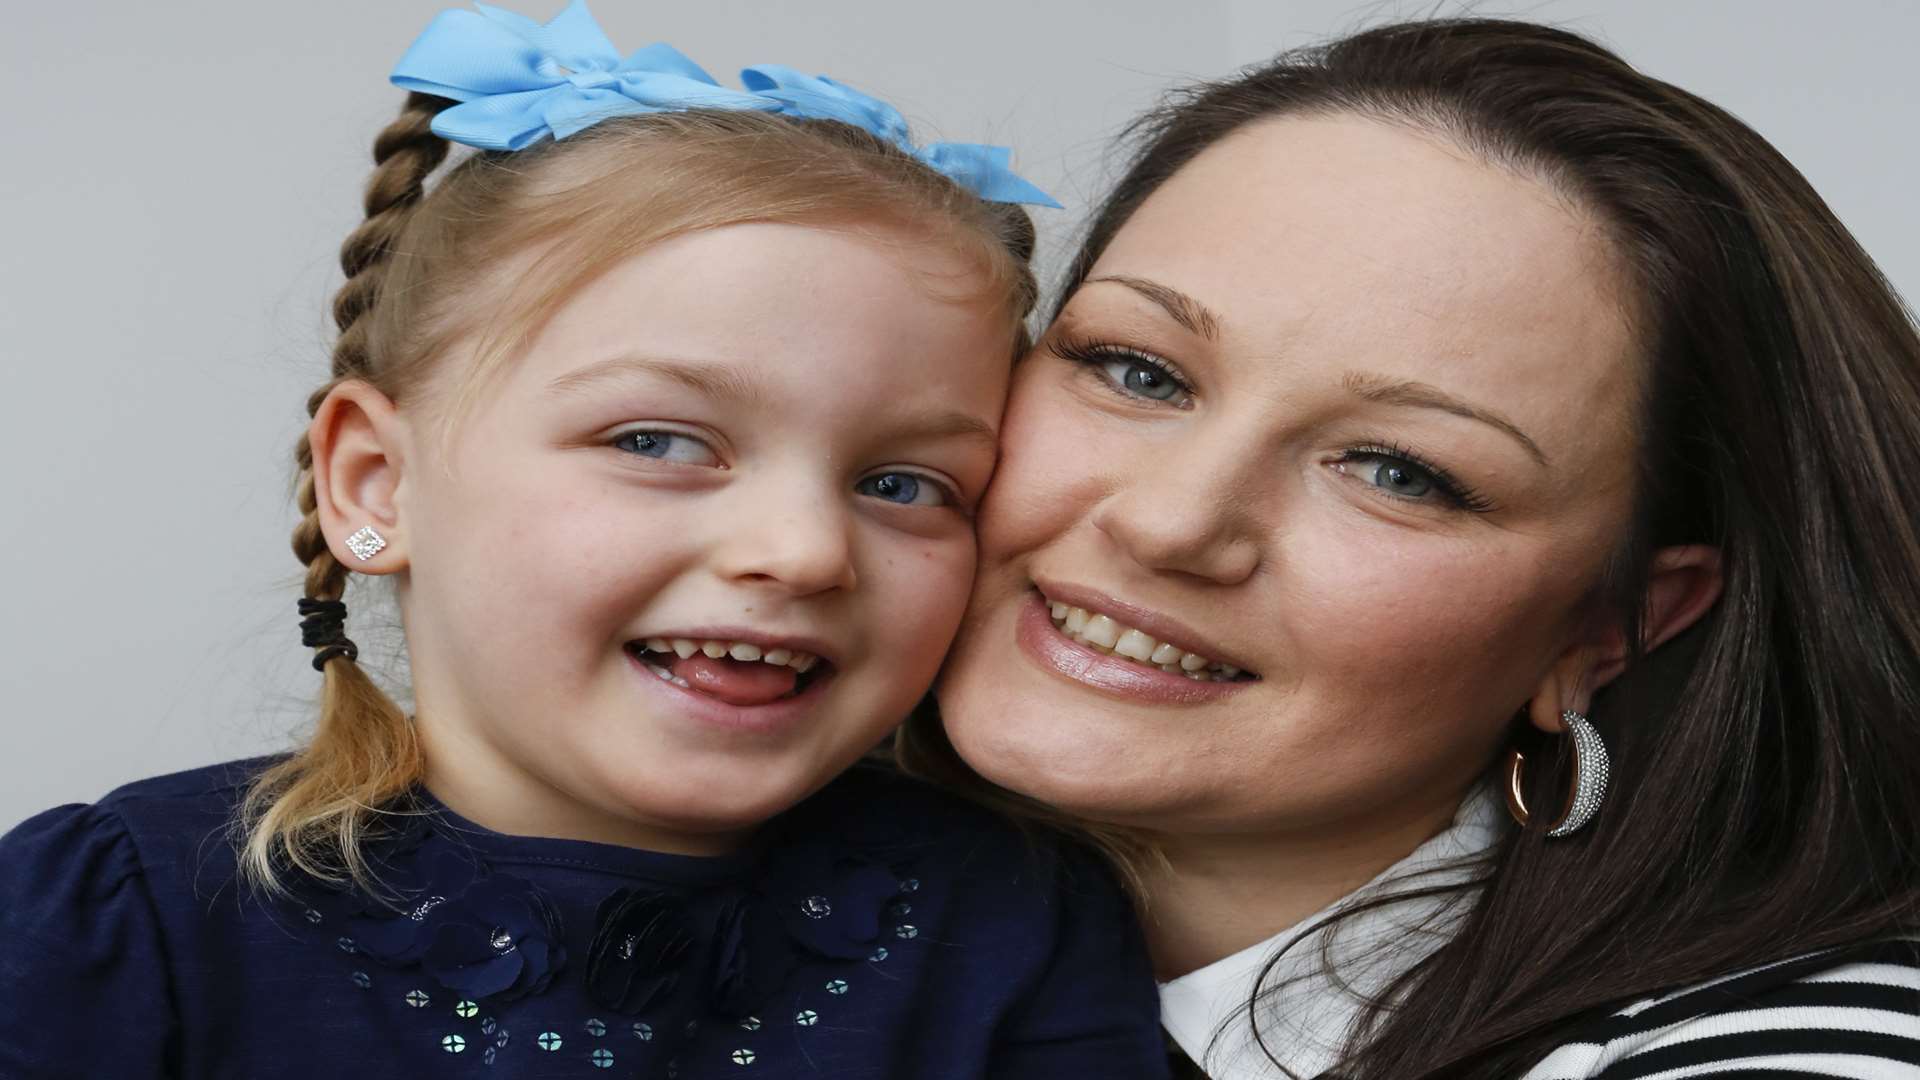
[856,472,947,507]
[1098,358,1185,402]
[612,430,718,466]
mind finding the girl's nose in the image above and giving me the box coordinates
[710,481,859,596]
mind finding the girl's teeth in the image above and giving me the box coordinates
[643,659,693,690]
[648,639,821,674]
[1044,602,1248,683]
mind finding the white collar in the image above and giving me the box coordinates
[1158,788,1505,1079]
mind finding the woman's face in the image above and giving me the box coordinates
[938,114,1645,838]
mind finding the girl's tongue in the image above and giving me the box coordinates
[671,654,799,706]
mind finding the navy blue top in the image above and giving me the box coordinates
[0,759,1167,1079]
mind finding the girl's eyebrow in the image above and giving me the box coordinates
[545,354,998,449]
[870,407,1000,451]
[545,355,773,409]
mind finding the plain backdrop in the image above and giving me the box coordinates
[4,0,1917,829]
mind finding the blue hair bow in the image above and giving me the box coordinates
[391,1,1061,208]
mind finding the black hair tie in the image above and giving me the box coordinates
[298,597,360,671]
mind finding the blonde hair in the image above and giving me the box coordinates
[240,92,1039,895]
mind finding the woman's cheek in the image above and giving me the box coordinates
[1284,523,1572,709]
[979,384,1105,560]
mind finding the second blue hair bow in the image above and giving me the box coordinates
[390,1,1061,208]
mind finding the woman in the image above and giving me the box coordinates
[904,18,1920,1079]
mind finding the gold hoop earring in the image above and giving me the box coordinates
[1504,710,1610,838]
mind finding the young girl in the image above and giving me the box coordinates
[0,4,1166,1077]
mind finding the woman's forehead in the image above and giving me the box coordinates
[1085,113,1644,476]
[1103,114,1619,316]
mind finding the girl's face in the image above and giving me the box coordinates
[363,223,1011,851]
[938,115,1652,840]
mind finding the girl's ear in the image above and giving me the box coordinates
[310,381,412,575]
[1526,544,1723,733]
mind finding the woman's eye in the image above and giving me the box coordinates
[611,430,719,466]
[855,471,948,507]
[1097,358,1187,402]
[1346,453,1437,499]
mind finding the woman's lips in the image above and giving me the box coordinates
[1013,591,1252,705]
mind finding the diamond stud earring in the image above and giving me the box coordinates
[345,525,388,562]
[1503,710,1611,838]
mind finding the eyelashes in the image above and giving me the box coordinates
[605,428,964,511]
[1047,333,1195,407]
[1335,442,1496,514]
[1045,332,1497,515]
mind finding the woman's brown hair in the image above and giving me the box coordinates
[900,18,1920,1078]
[239,94,1037,897]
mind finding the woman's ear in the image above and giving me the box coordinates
[310,380,412,575]
[1526,545,1723,733]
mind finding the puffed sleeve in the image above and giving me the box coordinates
[988,850,1173,1079]
[0,803,177,1078]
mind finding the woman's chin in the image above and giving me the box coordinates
[945,709,1182,826]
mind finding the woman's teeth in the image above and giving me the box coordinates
[643,638,819,673]
[1046,601,1249,682]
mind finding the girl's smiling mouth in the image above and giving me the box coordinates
[625,633,835,710]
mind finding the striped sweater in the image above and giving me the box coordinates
[1164,939,1920,1078]
[1523,938,1920,1079]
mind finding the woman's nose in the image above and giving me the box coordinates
[710,480,859,596]
[1090,443,1263,585]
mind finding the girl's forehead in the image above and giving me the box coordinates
[424,219,1016,431]
[444,222,1014,434]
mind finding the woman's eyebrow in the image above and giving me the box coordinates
[1343,372,1550,467]
[544,354,772,409]
[1084,275,1222,341]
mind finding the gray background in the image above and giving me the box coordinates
[4,0,1915,829]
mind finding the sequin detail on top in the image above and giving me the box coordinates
[295,768,932,1075]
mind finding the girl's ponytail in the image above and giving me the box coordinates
[238,94,450,896]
